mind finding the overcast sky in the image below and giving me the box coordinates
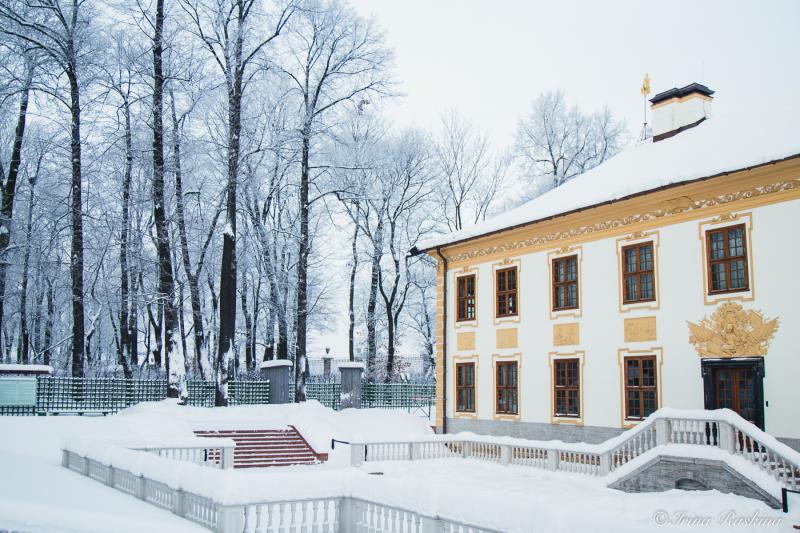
[311,0,800,358]
[347,0,800,150]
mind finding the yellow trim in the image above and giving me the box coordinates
[453,266,479,329]
[616,230,661,313]
[429,159,800,267]
[492,353,522,421]
[491,257,521,325]
[547,246,583,320]
[618,347,664,429]
[548,351,586,425]
[452,354,479,420]
[697,212,755,305]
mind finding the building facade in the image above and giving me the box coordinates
[416,84,800,450]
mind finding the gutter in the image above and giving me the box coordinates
[433,246,448,435]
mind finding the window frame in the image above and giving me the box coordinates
[705,223,749,295]
[622,242,656,304]
[455,274,477,322]
[623,355,658,421]
[495,266,518,318]
[553,358,580,418]
[495,361,518,415]
[455,362,476,413]
[552,255,579,311]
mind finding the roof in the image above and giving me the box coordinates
[417,102,800,252]
[650,82,715,105]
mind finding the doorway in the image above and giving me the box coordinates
[701,358,764,430]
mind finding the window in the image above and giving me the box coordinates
[495,361,518,415]
[456,363,475,413]
[456,275,476,322]
[706,224,749,294]
[496,267,518,317]
[622,242,655,303]
[552,255,578,310]
[624,356,658,420]
[554,359,580,417]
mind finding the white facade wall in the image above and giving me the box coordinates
[446,199,800,441]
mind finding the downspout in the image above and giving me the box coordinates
[434,247,448,435]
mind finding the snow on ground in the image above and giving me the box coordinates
[2,402,798,532]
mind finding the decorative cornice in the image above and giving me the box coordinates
[445,177,800,263]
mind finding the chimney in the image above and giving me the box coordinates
[649,83,714,142]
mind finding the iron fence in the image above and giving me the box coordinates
[227,380,270,406]
[305,381,341,409]
[363,382,436,410]
[185,380,216,407]
[35,377,167,414]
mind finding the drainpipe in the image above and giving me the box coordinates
[434,247,448,435]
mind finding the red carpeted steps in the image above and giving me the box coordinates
[194,426,327,468]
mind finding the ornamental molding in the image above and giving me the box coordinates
[553,323,580,346]
[688,302,779,358]
[445,178,800,263]
[624,316,657,342]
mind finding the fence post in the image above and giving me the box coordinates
[718,421,736,454]
[599,452,611,475]
[61,450,69,468]
[173,488,185,517]
[351,444,366,467]
[105,464,115,487]
[338,363,364,409]
[337,498,354,533]
[411,442,422,461]
[81,455,89,476]
[547,449,559,471]
[500,445,511,466]
[221,446,235,469]
[462,441,472,459]
[216,504,245,533]
[135,475,146,500]
[655,418,671,446]
[260,360,293,404]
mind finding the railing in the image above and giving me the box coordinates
[350,409,800,491]
[130,441,236,469]
[63,447,501,533]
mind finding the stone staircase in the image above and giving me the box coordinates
[194,426,327,468]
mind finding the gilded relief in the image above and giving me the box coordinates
[496,328,518,349]
[688,302,779,358]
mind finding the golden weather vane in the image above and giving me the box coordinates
[640,73,651,141]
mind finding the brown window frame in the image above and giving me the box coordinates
[624,355,658,421]
[552,255,579,311]
[705,224,749,295]
[455,362,476,413]
[456,274,476,322]
[622,242,656,304]
[495,266,518,318]
[495,361,518,415]
[553,358,580,418]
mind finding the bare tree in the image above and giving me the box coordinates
[280,0,392,399]
[514,90,627,195]
[433,111,507,232]
[0,0,95,377]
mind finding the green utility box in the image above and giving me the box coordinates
[0,377,38,414]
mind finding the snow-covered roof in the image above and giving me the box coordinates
[0,364,53,374]
[260,359,293,369]
[418,103,800,251]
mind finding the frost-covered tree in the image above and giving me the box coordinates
[514,90,627,196]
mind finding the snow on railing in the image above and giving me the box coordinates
[63,448,501,533]
[350,409,800,489]
[129,440,236,469]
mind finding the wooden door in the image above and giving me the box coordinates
[702,358,764,429]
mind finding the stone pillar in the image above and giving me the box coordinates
[260,360,293,404]
[338,362,364,409]
[322,355,333,379]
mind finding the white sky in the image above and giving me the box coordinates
[310,0,800,359]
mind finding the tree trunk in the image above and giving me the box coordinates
[170,91,205,376]
[17,171,37,363]
[0,60,32,354]
[119,96,133,378]
[365,218,383,379]
[347,206,359,361]
[67,66,85,378]
[294,129,311,401]
[241,276,253,371]
[42,279,54,366]
[151,0,178,394]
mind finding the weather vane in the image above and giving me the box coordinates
[640,73,651,141]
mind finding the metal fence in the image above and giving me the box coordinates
[35,377,167,414]
[305,381,341,409]
[185,380,216,407]
[228,380,270,406]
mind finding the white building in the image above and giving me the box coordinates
[414,83,800,450]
